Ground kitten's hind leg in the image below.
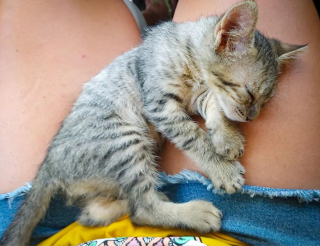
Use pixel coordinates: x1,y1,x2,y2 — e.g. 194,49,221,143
118,140,221,233
129,189,222,233
105,124,222,232
78,197,129,227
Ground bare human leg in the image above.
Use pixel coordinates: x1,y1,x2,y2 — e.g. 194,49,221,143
0,0,141,193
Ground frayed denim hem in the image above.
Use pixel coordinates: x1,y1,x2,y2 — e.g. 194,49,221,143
2,170,319,203
0,182,32,208
0,182,32,200
158,169,320,203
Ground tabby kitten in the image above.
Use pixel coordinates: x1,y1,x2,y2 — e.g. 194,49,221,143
0,1,305,245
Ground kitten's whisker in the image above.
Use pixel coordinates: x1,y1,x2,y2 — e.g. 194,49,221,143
275,91,289,100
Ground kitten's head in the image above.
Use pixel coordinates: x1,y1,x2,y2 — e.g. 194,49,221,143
202,0,306,122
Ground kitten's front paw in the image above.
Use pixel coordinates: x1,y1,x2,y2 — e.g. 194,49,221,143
211,130,245,160
179,200,222,233
209,160,245,194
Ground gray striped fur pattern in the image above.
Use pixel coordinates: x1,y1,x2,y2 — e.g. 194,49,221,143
0,1,306,245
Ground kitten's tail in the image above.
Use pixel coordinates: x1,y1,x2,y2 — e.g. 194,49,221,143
0,169,55,246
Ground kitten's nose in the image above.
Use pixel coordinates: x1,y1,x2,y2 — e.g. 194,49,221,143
247,105,260,121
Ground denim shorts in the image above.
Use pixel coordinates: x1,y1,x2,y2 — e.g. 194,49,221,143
1,170,320,246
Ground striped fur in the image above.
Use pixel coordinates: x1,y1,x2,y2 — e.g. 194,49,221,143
0,1,306,245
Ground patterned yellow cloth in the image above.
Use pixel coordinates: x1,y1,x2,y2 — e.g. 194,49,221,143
38,215,247,246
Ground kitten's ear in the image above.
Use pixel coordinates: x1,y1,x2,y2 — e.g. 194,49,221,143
214,0,258,55
269,39,307,67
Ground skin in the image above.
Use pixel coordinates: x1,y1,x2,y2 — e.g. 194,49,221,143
0,0,319,194
161,0,320,189
0,0,141,193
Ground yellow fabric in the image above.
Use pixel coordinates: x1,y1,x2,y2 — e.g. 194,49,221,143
38,215,247,246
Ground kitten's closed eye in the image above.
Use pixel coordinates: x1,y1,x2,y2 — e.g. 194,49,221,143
247,89,255,101
221,80,238,87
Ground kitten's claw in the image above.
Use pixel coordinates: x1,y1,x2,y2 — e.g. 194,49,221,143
209,160,245,194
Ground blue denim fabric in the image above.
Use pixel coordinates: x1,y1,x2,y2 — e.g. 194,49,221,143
159,170,320,246
1,170,319,246
0,184,80,245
